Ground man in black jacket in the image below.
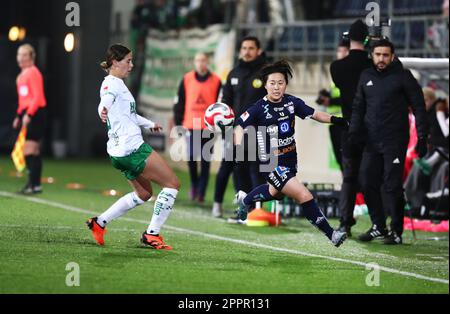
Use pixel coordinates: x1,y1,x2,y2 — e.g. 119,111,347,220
330,20,372,236
212,36,267,221
349,39,428,244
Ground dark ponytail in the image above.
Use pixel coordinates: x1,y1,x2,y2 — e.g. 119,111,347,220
100,44,131,72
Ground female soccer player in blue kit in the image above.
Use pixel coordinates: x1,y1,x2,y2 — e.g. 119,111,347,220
235,60,348,247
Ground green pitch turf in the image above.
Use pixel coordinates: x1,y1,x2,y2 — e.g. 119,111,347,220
0,156,448,294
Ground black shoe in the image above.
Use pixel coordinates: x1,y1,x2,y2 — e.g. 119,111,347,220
19,185,42,195
19,184,33,195
358,224,388,242
383,231,402,245
338,224,352,237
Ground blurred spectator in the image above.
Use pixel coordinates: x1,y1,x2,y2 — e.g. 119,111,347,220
173,52,221,203
404,89,449,217
317,38,350,171
330,19,371,237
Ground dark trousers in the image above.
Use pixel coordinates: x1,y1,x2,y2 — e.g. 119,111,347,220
214,160,235,203
329,124,343,170
186,130,213,199
360,143,407,235
339,130,364,227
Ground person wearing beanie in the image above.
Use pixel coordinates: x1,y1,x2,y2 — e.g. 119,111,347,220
330,19,372,237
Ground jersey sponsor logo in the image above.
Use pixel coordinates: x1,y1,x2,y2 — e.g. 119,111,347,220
274,107,284,112
196,94,207,105
267,125,278,135
263,104,273,119
103,86,109,90
284,101,294,107
366,80,374,86
279,122,290,134
19,86,29,97
130,101,137,114
274,144,296,156
278,115,289,121
241,111,250,122
231,78,239,85
277,135,295,147
252,79,263,89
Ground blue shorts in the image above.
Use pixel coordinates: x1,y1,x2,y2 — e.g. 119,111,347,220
266,165,297,192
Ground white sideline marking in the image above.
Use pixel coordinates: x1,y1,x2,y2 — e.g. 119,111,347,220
1,191,448,285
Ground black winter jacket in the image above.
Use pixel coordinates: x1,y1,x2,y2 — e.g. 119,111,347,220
349,60,428,147
221,55,267,121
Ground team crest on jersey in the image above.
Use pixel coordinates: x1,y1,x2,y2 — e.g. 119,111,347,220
103,86,109,90
231,78,239,85
252,79,263,89
288,105,294,114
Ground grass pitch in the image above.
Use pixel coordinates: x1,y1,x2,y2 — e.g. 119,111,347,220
0,156,448,293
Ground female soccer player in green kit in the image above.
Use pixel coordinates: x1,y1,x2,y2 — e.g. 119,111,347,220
86,44,180,250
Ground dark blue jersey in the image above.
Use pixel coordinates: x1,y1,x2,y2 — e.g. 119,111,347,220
237,94,315,170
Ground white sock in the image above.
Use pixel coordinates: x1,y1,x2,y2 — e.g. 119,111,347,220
97,192,145,227
147,188,178,235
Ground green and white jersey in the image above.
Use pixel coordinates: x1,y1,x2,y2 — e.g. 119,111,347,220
99,75,154,157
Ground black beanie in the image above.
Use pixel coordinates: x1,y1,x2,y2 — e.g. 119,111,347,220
349,19,368,42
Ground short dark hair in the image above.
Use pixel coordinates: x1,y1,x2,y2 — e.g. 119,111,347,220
260,60,293,85
371,39,395,54
240,36,261,49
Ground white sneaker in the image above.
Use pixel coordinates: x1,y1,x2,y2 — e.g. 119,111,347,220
331,230,347,247
226,216,247,225
212,202,223,218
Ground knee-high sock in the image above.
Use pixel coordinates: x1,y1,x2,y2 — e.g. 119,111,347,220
97,192,145,227
301,199,334,240
243,184,276,205
147,188,178,235
31,155,42,187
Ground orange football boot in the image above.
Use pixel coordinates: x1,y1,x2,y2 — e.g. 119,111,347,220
86,217,107,246
141,232,173,250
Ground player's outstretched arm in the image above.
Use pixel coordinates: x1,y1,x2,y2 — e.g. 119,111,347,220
312,110,348,127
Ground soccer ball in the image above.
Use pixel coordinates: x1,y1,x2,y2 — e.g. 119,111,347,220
204,102,235,132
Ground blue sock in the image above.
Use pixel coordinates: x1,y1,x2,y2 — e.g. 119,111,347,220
243,184,275,205
301,199,334,240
